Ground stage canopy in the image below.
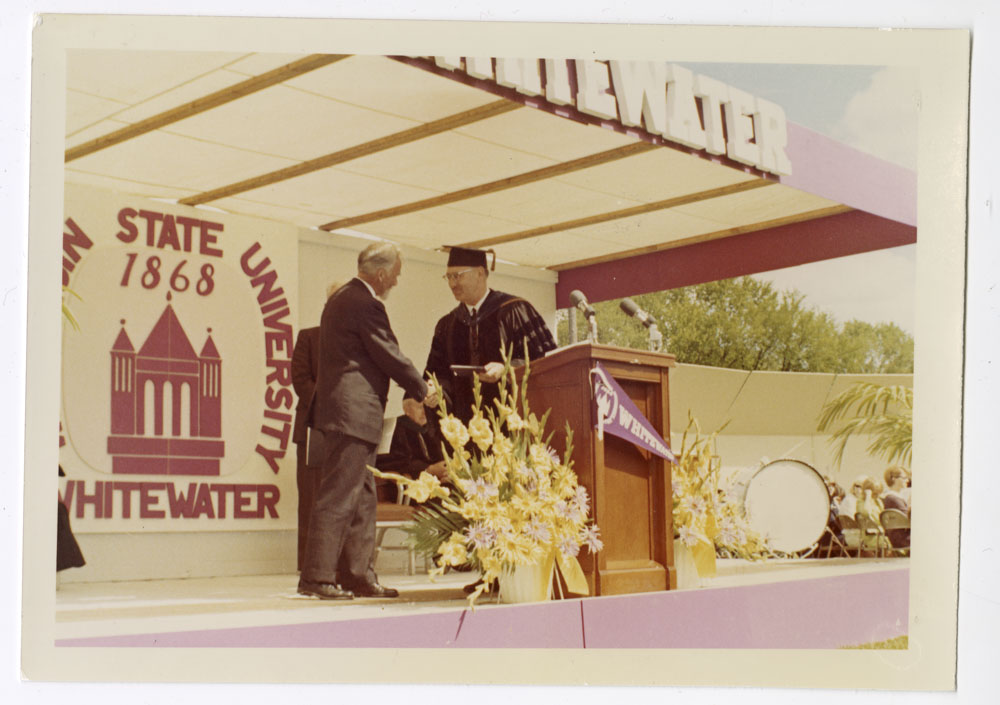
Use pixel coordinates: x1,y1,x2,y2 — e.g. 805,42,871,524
64,52,916,307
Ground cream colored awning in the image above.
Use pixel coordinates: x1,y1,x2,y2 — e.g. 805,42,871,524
66,51,866,277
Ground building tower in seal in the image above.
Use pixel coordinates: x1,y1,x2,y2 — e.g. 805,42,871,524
107,294,225,475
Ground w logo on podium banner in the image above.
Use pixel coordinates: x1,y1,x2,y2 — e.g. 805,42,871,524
590,362,675,462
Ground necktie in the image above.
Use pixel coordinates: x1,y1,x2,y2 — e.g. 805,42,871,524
469,307,479,365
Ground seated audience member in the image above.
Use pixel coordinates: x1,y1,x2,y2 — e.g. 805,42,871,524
881,466,911,549
856,476,889,554
374,414,448,503
881,466,910,513
900,468,912,505
857,476,885,522
838,476,866,519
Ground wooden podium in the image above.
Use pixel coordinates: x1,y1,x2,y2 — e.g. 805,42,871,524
525,343,677,596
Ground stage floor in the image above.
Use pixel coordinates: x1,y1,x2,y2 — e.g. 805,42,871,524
54,557,909,649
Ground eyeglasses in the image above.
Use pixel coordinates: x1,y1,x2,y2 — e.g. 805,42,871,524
443,268,476,283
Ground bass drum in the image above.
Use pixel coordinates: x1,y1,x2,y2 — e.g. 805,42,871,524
743,459,830,554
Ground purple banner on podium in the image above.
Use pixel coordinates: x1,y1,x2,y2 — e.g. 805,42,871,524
590,361,676,462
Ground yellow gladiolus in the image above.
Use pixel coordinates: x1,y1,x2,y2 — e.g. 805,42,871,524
468,414,493,452
437,533,468,566
439,416,470,449
404,471,448,503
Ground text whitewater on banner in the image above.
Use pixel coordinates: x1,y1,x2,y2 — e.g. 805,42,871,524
590,361,676,462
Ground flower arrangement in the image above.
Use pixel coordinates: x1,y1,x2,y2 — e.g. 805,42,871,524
371,352,601,604
671,415,770,563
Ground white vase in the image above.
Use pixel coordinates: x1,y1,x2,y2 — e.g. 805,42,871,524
673,538,702,590
499,556,555,603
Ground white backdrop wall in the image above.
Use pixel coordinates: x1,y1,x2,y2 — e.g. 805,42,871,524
669,363,914,492
60,195,557,583
59,185,910,583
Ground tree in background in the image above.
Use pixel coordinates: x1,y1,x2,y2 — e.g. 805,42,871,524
834,320,914,374
557,276,913,374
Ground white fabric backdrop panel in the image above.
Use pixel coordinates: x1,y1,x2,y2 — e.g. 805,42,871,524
60,182,299,532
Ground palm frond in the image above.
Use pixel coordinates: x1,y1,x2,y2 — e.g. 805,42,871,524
818,382,912,467
405,503,468,559
62,286,82,331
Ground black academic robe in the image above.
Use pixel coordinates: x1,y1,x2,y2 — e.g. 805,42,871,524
425,289,556,423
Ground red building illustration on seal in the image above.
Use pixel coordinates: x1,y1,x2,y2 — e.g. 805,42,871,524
106,294,225,475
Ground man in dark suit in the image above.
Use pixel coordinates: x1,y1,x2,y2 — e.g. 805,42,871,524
290,325,319,572
299,243,434,600
290,283,341,572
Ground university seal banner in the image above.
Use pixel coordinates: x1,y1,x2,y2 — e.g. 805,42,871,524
590,361,676,463
60,183,299,532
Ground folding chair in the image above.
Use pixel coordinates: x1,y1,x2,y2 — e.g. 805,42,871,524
879,509,911,557
820,523,849,558
855,513,890,558
837,514,861,557
375,495,419,575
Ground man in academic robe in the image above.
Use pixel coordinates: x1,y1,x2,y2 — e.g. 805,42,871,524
299,243,435,600
423,246,557,425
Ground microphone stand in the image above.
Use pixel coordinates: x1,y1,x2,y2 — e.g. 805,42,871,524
646,323,662,352
586,314,599,344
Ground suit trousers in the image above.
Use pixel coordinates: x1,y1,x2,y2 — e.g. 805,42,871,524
294,442,318,571
301,430,377,587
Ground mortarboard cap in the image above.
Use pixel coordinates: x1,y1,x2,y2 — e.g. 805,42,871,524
446,246,496,271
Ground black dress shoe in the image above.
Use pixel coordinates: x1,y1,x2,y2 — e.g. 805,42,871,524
462,578,498,594
347,581,399,598
298,579,353,600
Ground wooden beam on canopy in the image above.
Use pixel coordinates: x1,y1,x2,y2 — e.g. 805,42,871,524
318,141,657,231
461,178,777,249
550,205,852,271
552,208,918,309
180,99,520,206
65,54,350,162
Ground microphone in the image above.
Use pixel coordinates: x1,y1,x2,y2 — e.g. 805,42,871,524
620,297,663,352
619,298,656,328
569,290,596,319
569,289,598,343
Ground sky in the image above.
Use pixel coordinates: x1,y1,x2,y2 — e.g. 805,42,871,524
680,63,919,334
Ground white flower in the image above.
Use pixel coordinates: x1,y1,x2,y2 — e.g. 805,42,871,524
680,494,707,517
677,525,701,547
581,525,603,553
464,524,496,550
716,524,740,546
558,537,580,558
524,518,551,543
461,477,499,501
556,499,583,522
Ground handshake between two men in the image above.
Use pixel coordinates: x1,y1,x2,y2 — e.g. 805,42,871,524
401,377,438,427
401,362,508,427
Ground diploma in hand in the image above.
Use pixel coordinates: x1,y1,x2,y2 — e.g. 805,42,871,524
450,364,487,377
